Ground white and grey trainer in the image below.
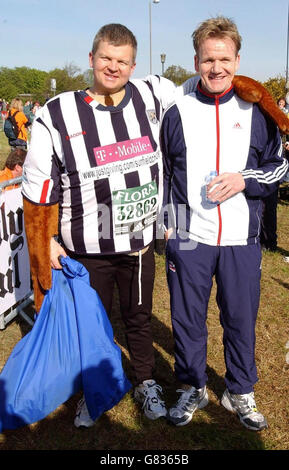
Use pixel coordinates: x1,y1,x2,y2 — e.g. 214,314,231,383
167,385,209,426
134,379,167,420
74,397,96,428
221,389,268,431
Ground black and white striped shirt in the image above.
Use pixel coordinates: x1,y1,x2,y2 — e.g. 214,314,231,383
22,75,177,255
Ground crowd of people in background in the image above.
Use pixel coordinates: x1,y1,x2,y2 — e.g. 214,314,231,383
0,98,40,189
0,98,41,135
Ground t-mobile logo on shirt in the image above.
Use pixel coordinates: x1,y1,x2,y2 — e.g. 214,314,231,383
93,137,153,166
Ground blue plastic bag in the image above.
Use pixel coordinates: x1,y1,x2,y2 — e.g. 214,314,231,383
0,257,131,432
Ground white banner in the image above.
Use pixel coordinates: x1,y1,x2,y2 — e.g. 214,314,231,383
0,188,31,314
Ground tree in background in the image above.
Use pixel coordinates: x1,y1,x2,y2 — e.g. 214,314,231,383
43,63,88,101
0,67,47,102
0,63,91,104
262,75,287,102
163,65,196,85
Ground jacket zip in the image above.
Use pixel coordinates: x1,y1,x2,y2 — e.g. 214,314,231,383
215,96,222,246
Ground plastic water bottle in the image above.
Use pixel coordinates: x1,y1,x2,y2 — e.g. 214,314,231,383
205,170,219,204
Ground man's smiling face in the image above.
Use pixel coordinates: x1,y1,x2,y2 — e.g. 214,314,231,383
89,40,136,95
194,36,240,95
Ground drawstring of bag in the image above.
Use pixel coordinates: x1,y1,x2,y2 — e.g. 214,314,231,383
138,249,142,306
129,246,149,306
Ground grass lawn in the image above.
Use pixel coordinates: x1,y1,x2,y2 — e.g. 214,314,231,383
0,127,288,451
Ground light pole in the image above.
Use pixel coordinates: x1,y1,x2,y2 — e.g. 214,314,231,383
50,78,56,97
160,53,166,75
149,0,160,74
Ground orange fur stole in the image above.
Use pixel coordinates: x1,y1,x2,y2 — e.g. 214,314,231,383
233,75,289,134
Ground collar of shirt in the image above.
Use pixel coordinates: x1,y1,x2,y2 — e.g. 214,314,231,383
196,80,235,105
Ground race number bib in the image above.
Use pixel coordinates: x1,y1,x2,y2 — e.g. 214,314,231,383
112,181,158,235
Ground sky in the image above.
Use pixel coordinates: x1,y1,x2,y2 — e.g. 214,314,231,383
0,0,289,82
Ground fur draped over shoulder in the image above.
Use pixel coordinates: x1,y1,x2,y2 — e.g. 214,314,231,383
233,75,289,134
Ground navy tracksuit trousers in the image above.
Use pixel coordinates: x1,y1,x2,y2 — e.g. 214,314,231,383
166,235,262,394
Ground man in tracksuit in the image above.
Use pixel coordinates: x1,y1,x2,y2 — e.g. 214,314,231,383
161,16,288,431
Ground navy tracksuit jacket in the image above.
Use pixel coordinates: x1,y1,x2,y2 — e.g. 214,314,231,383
161,83,288,393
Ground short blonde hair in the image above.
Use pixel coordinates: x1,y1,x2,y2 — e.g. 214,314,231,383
192,16,242,56
92,24,137,63
10,98,23,112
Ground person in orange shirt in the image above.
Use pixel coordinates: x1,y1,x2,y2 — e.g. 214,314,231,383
7,98,31,149
0,148,27,191
1,103,9,130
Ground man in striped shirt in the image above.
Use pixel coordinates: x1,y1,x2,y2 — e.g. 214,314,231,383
161,16,288,431
22,24,176,427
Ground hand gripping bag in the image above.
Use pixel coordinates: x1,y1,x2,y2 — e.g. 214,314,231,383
0,256,131,432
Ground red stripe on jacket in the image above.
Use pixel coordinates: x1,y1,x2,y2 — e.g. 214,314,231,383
40,179,50,203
